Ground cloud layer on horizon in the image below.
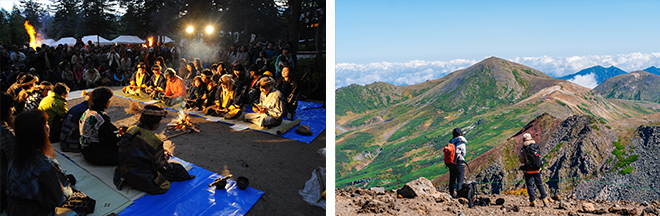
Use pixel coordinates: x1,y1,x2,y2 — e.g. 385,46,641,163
336,52,660,89
566,73,599,89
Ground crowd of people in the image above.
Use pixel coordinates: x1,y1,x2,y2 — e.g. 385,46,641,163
0,38,300,215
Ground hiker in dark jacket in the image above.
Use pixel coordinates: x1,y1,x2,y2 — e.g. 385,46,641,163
518,133,549,207
448,128,467,198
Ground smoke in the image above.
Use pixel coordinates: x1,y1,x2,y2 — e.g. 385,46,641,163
181,40,219,65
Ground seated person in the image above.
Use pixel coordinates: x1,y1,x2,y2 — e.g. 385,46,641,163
276,66,298,119
38,83,69,143
80,87,124,166
122,62,150,95
83,63,101,88
247,66,263,105
244,77,284,127
200,69,217,108
186,76,208,110
6,109,95,215
204,74,242,119
114,105,194,195
139,65,167,99
159,69,186,107
14,74,38,114
24,81,53,111
59,91,89,153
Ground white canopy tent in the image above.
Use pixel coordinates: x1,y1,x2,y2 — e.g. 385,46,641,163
41,39,56,46
110,35,146,44
161,36,174,44
52,37,77,46
81,35,113,46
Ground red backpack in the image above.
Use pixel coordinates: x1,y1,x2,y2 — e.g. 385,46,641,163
443,143,457,166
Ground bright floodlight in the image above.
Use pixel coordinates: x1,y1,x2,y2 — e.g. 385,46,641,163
186,26,194,33
206,26,214,34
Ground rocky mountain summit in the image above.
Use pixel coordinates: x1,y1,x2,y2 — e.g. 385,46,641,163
336,177,660,216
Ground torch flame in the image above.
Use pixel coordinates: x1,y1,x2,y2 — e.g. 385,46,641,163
147,37,153,47
24,21,41,50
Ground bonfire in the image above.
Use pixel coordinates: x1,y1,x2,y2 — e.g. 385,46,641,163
166,110,200,137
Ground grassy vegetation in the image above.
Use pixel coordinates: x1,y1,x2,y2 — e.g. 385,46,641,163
619,166,634,175
556,100,567,107
609,137,640,173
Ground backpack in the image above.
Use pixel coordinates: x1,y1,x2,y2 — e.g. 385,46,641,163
458,180,476,208
524,143,543,170
443,143,457,166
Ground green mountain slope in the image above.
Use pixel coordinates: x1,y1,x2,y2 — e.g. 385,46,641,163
336,57,658,189
594,71,660,103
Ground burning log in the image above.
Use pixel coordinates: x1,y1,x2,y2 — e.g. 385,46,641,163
166,111,200,135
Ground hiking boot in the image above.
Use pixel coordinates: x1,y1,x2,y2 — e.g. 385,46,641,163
530,200,537,207
542,197,551,206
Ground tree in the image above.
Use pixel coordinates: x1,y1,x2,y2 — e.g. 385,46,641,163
19,0,44,32
80,0,117,37
49,0,80,38
4,6,29,46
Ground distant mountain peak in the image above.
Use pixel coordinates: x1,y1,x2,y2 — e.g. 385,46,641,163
559,65,627,85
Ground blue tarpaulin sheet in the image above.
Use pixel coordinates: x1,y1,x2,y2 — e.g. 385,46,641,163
119,164,264,216
279,101,326,144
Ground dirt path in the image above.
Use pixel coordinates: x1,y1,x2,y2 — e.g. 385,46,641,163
67,92,326,216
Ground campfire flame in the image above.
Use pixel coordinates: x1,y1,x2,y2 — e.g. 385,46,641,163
167,110,200,133
24,21,41,50
147,37,153,47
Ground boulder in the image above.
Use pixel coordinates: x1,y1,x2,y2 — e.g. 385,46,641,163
559,200,572,210
396,177,441,200
495,198,505,205
370,187,386,195
583,202,596,212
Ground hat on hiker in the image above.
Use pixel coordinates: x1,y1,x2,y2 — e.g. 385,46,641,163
523,133,533,141
452,128,462,138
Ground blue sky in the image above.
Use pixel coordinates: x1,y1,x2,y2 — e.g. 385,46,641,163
336,0,660,88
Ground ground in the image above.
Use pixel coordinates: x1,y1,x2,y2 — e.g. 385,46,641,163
67,91,326,216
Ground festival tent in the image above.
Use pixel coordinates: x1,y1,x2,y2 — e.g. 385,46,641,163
41,39,56,46
161,36,175,44
111,35,146,44
52,37,77,46
82,35,113,46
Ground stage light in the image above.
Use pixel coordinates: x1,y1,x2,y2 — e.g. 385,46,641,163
206,26,214,34
186,26,194,33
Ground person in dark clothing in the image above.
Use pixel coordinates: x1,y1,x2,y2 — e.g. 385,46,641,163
114,104,194,194
276,66,298,119
518,133,549,207
80,87,125,166
59,91,89,153
448,128,467,198
185,76,208,110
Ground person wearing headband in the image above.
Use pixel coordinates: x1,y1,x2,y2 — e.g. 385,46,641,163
114,104,194,194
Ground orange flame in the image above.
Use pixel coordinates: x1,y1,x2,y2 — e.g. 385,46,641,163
24,21,41,50
147,37,153,47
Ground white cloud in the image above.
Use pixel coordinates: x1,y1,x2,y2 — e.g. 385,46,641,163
336,52,660,89
566,73,599,89
335,59,477,89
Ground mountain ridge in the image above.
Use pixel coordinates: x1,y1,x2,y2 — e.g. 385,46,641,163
336,57,659,192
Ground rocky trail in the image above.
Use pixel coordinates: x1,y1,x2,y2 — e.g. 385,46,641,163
336,177,660,216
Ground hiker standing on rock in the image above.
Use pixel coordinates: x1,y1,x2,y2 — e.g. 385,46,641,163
445,127,467,198
518,133,550,207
